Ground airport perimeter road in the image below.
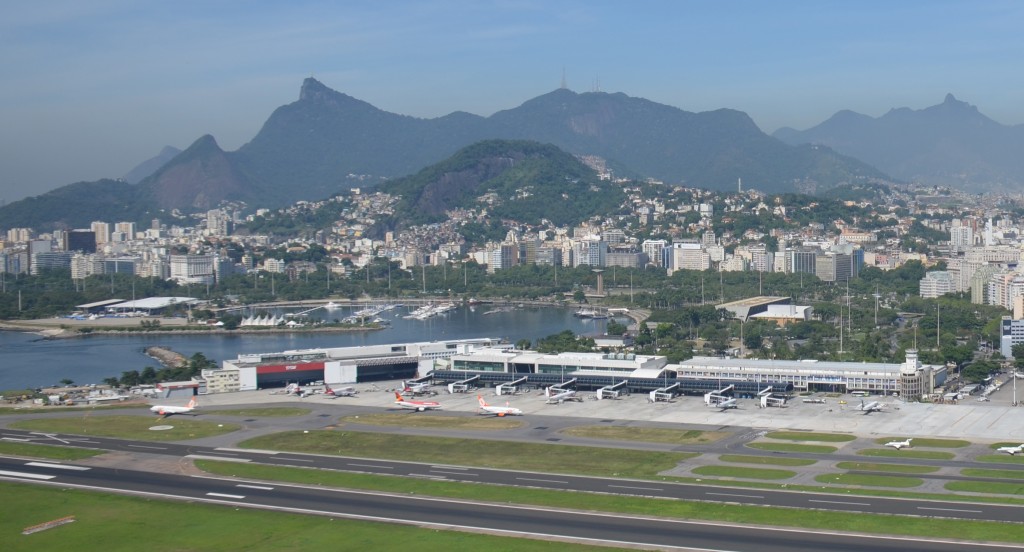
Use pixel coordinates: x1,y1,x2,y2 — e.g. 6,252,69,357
3,428,1024,523
0,457,1017,552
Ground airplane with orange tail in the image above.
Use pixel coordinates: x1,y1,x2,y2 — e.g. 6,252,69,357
394,391,442,412
477,395,522,417
150,397,198,418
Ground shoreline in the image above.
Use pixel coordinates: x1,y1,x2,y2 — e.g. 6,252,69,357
0,322,385,340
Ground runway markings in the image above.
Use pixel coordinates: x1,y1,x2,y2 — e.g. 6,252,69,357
918,506,983,514
206,492,246,499
201,450,238,456
25,462,90,471
276,457,314,463
430,470,478,477
430,465,468,470
347,463,393,470
516,477,569,484
236,484,275,490
809,499,872,506
127,444,167,450
0,469,56,480
608,484,664,491
706,492,764,499
185,454,251,463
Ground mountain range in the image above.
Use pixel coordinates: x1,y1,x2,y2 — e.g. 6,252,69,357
2,79,891,230
774,94,1024,191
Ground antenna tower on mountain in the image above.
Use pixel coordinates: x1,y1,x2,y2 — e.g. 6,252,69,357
738,178,743,193
561,67,567,89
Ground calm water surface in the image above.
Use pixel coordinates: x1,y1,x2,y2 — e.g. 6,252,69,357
0,305,620,390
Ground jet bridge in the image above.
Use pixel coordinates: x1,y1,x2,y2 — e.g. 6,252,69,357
760,395,787,408
649,382,680,402
548,378,577,393
597,380,629,400
447,375,480,394
496,376,529,396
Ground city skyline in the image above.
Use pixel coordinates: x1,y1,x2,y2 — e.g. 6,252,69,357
3,1,1023,203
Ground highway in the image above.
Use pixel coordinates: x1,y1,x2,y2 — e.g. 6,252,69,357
3,428,1023,523
0,456,1018,552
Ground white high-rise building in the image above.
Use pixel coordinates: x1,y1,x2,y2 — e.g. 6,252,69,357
90,221,110,246
919,271,955,298
169,254,216,284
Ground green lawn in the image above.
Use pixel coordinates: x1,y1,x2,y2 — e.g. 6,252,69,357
560,426,728,445
990,442,1024,450
208,407,311,417
0,481,609,552
240,430,694,478
872,437,970,448
195,461,1024,544
961,468,1024,480
692,465,796,480
718,454,816,467
0,404,144,416
341,413,526,430
975,454,1024,464
10,415,239,442
835,462,938,474
946,481,1024,495
0,441,104,460
858,448,955,460
747,442,838,454
815,473,924,488
766,431,855,442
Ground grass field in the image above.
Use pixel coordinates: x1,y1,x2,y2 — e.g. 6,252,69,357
341,413,526,430
10,415,239,442
871,437,970,448
194,461,1024,544
718,454,816,467
208,407,311,417
991,442,1024,450
240,430,694,478
835,462,939,474
0,441,103,460
0,404,143,416
559,426,727,445
746,442,838,454
0,481,609,552
946,481,1024,495
815,473,924,488
765,431,855,442
858,448,955,460
691,465,796,480
976,454,1024,464
961,468,1024,480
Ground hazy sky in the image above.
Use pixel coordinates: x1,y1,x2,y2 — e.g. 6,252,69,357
3,1,1023,203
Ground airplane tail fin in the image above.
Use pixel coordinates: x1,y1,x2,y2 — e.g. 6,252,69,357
187,397,197,409
477,395,487,407
394,391,404,401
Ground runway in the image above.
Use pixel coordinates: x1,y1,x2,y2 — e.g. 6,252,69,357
0,456,1018,552
2,428,1023,523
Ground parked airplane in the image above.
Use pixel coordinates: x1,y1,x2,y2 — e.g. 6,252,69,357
477,395,522,417
402,381,436,396
713,397,738,410
545,387,580,404
884,438,913,449
858,399,883,414
325,385,357,398
394,391,442,412
150,397,197,418
285,383,309,398
996,443,1024,455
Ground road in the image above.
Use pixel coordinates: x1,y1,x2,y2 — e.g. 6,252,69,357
2,428,1023,524
0,456,1017,552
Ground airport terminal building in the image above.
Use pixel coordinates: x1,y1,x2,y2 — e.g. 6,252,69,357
204,338,507,392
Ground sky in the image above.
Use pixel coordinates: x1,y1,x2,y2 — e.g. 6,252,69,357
3,0,1024,204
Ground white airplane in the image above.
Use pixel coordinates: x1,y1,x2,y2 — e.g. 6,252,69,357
884,438,913,449
996,443,1024,455
394,391,442,412
285,383,309,398
477,395,522,417
713,397,738,410
324,385,357,398
402,381,435,396
858,399,883,414
150,397,197,418
545,387,580,404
